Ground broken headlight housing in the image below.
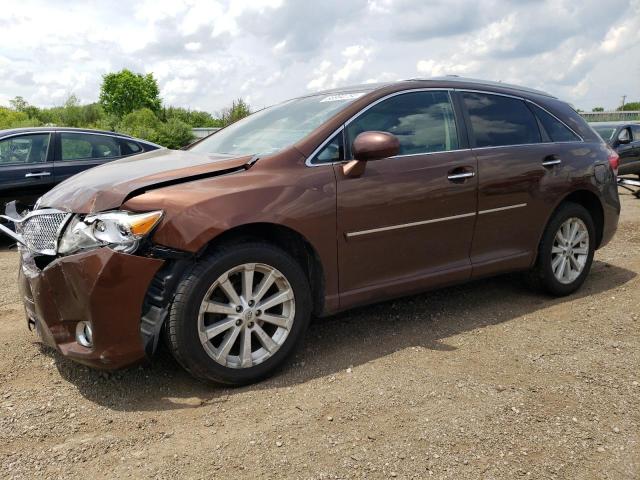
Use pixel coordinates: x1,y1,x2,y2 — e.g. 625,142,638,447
58,210,163,256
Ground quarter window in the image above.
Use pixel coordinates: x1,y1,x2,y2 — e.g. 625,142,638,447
312,130,344,164
346,91,459,157
530,104,580,142
462,92,541,147
0,133,50,165
60,133,121,161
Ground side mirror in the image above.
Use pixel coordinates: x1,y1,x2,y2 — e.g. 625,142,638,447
617,129,631,145
343,131,400,177
352,131,400,162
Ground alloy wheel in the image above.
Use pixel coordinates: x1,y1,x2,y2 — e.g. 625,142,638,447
197,263,295,368
551,217,589,285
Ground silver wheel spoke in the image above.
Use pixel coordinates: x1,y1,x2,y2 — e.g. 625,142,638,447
572,230,587,246
569,254,581,271
204,317,237,340
220,276,241,305
551,254,563,271
242,264,255,301
260,313,291,329
557,256,567,279
573,247,588,255
216,326,241,363
551,245,563,254
253,324,278,353
258,289,293,311
253,272,275,303
239,327,252,368
205,301,237,316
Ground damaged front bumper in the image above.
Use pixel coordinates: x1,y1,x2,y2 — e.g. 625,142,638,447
19,246,164,369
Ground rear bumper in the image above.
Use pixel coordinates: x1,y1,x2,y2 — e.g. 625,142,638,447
19,247,164,369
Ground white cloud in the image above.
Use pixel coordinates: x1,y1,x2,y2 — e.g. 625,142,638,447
0,0,637,112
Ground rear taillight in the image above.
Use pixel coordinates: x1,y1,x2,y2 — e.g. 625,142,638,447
607,147,619,174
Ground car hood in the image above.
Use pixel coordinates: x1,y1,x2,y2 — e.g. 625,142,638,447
39,149,255,213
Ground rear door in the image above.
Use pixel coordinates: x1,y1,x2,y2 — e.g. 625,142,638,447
53,131,123,184
459,91,583,277
0,132,54,207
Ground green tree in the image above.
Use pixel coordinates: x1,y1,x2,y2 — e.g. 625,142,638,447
118,108,162,142
99,69,161,119
162,106,222,127
592,107,604,112
155,118,195,148
0,106,29,129
618,101,640,111
220,98,251,127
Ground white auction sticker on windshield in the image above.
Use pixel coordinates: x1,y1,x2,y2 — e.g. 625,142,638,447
320,92,366,103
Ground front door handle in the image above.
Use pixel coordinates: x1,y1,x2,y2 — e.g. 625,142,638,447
25,172,51,178
542,155,561,167
447,166,476,182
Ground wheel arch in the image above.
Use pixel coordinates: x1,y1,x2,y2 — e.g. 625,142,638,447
197,222,326,316
559,190,605,248
537,189,605,258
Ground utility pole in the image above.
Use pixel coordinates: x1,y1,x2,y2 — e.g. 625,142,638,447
621,95,627,111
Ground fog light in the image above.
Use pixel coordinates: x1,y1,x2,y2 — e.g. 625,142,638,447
75,321,93,348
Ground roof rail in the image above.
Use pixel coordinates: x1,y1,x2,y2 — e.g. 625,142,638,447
405,76,556,99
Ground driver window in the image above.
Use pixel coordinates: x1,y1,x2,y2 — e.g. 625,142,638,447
0,133,50,165
345,91,459,158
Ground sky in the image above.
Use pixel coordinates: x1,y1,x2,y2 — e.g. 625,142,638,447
0,0,639,114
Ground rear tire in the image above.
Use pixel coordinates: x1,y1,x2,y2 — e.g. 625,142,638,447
528,202,595,296
166,242,312,385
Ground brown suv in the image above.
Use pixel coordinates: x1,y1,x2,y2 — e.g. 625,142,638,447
0,78,620,385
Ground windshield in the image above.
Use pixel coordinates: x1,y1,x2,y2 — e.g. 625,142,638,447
189,92,368,156
592,125,616,141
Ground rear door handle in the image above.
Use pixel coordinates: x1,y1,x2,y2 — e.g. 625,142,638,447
25,172,51,178
542,155,561,167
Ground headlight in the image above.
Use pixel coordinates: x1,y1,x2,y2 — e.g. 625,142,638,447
58,210,163,256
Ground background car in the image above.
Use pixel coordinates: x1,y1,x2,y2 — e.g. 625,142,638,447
590,121,640,177
0,127,161,208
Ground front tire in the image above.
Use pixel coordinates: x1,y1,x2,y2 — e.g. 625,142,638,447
529,202,595,296
166,242,312,385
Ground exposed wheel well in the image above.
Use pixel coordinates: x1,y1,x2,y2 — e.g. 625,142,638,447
198,223,326,316
560,190,605,248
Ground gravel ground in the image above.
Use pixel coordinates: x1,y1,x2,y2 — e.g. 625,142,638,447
1,191,639,480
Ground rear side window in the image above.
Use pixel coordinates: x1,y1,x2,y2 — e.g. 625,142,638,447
346,90,459,157
530,104,580,142
60,133,121,161
462,92,541,148
0,133,50,165
631,125,640,141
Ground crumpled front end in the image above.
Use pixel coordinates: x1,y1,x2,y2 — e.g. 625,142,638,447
19,246,163,369
2,202,166,370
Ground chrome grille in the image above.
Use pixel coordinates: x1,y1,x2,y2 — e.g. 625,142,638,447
16,212,69,255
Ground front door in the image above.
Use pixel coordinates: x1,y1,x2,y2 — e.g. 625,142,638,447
332,90,477,308
0,132,54,208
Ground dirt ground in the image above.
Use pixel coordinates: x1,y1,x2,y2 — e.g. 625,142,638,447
1,191,638,480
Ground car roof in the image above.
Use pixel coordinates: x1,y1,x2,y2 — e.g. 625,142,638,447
299,76,557,101
0,126,134,138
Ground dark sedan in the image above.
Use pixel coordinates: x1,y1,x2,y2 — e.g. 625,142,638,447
0,127,161,208
590,122,640,177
